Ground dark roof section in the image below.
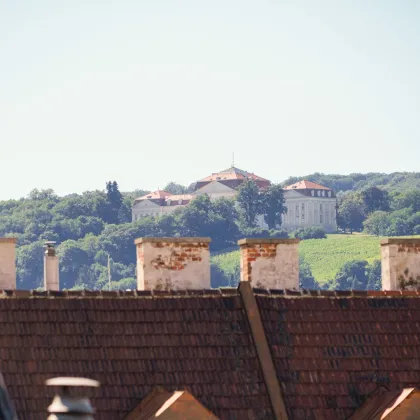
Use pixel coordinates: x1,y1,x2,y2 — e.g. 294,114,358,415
0,374,17,420
256,290,420,419
0,288,273,420
3,288,420,419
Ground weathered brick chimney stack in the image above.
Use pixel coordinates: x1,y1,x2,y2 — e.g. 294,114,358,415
238,238,300,289
44,241,60,291
0,238,17,290
135,237,211,290
381,238,420,290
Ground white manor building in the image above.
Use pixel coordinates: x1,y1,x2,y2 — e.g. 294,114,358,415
132,167,337,232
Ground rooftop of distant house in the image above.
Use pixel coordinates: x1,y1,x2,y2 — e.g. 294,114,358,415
284,180,332,191
197,166,270,183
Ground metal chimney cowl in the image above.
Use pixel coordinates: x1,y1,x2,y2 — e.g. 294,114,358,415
46,377,100,420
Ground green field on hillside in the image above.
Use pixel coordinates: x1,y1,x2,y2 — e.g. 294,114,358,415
299,234,382,282
211,234,387,285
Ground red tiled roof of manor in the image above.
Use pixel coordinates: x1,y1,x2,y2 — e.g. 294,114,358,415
284,180,332,190
136,190,172,201
165,194,193,202
198,166,269,183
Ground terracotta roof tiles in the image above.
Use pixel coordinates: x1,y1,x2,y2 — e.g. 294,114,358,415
165,194,192,202
135,190,172,202
257,292,420,419
0,289,272,420
198,166,269,183
3,288,420,419
284,180,332,190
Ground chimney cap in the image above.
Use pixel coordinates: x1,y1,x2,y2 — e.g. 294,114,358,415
238,238,300,246
381,238,420,246
135,237,211,245
46,377,100,388
44,241,57,247
0,237,17,244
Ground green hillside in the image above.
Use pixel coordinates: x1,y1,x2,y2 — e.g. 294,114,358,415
299,234,382,282
211,234,386,285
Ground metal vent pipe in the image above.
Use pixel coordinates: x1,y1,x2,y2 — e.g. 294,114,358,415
46,377,100,420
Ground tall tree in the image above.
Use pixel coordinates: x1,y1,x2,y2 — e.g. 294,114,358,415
366,260,381,290
361,186,390,214
105,181,124,224
337,197,366,233
299,257,320,289
237,179,261,229
117,203,132,224
334,260,368,290
391,189,420,213
209,198,240,249
176,195,213,237
163,182,187,195
363,211,390,236
261,184,286,229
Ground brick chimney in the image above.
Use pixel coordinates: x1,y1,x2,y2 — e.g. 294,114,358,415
0,238,17,290
381,238,420,290
238,238,300,289
46,377,100,420
44,241,59,291
135,237,211,290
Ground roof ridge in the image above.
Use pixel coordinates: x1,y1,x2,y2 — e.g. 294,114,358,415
252,289,420,297
2,288,419,299
0,288,239,299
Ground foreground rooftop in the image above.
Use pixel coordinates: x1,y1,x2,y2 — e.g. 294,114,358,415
2,285,420,419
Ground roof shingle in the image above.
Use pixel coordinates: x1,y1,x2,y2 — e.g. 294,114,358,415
257,293,420,420
0,290,273,420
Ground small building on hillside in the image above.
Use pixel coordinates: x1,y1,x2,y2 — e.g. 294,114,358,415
132,191,192,220
131,167,337,232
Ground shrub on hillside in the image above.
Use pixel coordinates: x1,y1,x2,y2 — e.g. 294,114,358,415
334,260,368,290
331,259,381,291
292,227,326,240
299,257,320,290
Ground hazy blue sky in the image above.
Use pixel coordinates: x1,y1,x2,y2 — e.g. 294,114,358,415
1,1,419,199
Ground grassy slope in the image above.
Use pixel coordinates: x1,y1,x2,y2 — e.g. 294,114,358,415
212,234,420,284
212,234,386,284
211,250,240,277
299,234,382,282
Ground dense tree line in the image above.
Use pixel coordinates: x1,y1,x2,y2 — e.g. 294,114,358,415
1,171,419,290
282,172,420,194
337,186,420,235
2,180,287,290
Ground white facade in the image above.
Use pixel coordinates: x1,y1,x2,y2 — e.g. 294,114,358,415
193,181,237,200
282,190,337,233
132,200,183,221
